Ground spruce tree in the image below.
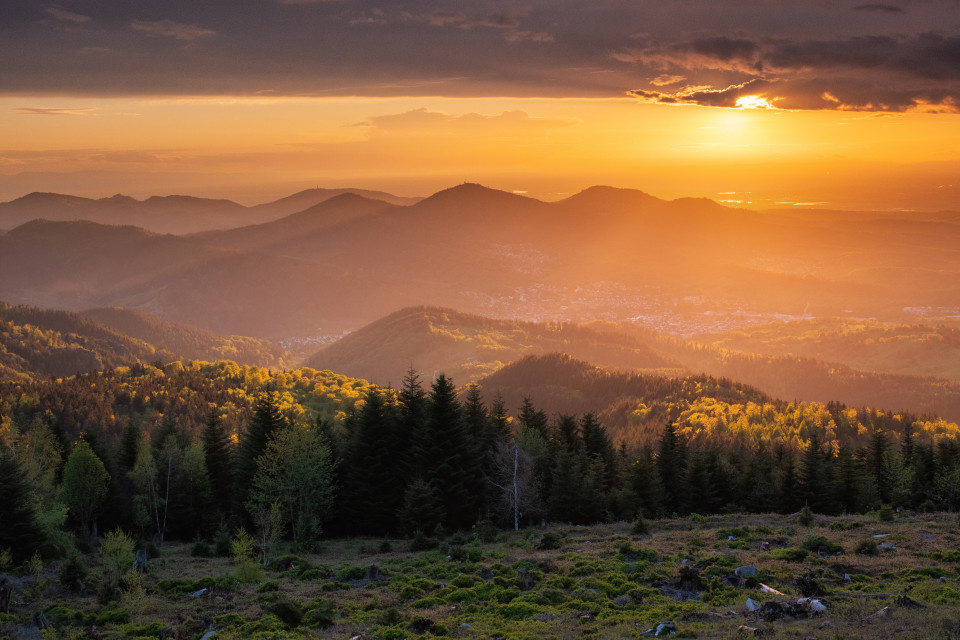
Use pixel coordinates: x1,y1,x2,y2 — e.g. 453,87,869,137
412,374,481,529
0,450,44,561
657,422,686,513
201,409,234,520
235,389,286,515
341,388,405,535
518,397,549,439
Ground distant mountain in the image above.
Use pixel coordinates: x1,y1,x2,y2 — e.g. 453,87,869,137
309,306,960,422
304,306,683,386
81,307,289,367
474,353,769,444
695,318,960,381
0,187,420,235
248,187,420,218
0,301,176,379
195,193,394,256
3,181,959,344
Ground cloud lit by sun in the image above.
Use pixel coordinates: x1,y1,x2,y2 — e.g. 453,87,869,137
736,95,773,109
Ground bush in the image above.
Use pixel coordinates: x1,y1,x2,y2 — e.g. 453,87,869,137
258,581,280,593
410,530,438,552
878,504,896,522
268,597,303,628
59,553,88,586
304,599,335,628
630,516,650,536
798,504,814,527
213,530,232,557
379,540,394,554
191,539,212,557
802,535,843,554
855,539,879,556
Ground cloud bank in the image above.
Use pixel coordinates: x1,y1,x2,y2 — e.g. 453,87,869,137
1,0,956,111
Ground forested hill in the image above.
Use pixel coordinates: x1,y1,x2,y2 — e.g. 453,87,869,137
0,302,290,379
4,353,960,557
81,306,289,368
306,306,960,423
305,306,683,386
473,353,960,450
0,301,177,379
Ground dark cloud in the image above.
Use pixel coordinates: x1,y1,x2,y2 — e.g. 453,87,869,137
630,30,960,111
130,19,215,40
46,7,91,23
15,106,97,115
630,78,774,108
1,0,956,111
853,4,904,13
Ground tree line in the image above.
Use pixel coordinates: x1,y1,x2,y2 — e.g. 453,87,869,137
3,363,960,567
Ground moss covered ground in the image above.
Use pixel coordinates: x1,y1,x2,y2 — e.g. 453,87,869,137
6,511,960,639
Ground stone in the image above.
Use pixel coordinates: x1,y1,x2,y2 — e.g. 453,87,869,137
518,568,535,591
745,597,760,612
655,621,677,636
735,565,758,579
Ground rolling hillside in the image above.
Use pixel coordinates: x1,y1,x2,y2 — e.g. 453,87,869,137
305,306,683,385
0,301,176,379
0,187,420,234
3,182,959,343
307,306,960,422
81,306,290,367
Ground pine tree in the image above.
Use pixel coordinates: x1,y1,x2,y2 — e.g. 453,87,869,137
409,374,481,529
867,429,891,504
235,389,286,515
341,388,405,535
399,478,444,535
657,422,686,513
201,409,234,520
0,450,44,561
518,397,549,439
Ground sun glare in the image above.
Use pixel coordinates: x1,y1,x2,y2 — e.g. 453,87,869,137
736,95,772,109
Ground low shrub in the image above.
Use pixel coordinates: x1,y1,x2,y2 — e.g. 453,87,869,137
855,539,879,556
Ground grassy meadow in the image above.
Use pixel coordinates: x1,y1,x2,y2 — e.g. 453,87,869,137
6,511,960,639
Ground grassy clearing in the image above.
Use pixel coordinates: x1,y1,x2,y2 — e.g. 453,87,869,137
5,512,960,639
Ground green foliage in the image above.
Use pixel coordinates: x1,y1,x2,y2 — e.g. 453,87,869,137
802,535,843,554
856,539,880,556
231,527,265,583
878,504,897,521
630,515,651,536
60,441,110,540
0,450,44,561
100,528,135,583
797,504,815,526
771,548,809,562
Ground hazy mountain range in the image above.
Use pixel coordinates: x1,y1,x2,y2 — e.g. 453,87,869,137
2,181,959,421
2,183,958,340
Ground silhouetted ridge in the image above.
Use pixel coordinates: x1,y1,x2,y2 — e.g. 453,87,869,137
561,185,664,212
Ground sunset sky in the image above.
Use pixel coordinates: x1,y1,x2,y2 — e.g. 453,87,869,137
2,0,959,209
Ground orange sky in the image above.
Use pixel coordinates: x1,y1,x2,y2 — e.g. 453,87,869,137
3,95,958,209
3,1,960,209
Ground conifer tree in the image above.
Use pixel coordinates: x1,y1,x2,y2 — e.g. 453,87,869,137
0,450,44,561
412,374,481,529
399,478,444,535
656,422,686,513
867,429,891,504
518,397,549,439
341,388,405,535
235,389,286,515
201,409,234,520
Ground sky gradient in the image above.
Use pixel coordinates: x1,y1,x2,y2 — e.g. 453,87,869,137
2,0,959,208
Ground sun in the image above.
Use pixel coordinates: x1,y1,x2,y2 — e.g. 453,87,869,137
735,95,773,109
